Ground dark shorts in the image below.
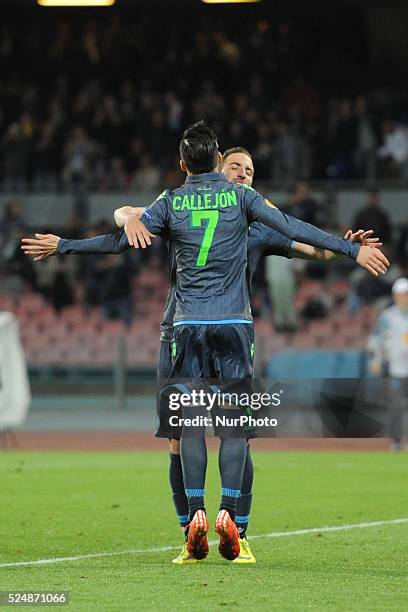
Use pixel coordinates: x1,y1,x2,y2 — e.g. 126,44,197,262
171,322,254,380
156,323,256,439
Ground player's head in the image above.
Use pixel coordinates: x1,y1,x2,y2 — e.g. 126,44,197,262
392,278,408,311
221,147,254,186
179,121,221,175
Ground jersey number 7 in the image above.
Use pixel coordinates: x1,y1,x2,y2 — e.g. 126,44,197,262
191,210,219,267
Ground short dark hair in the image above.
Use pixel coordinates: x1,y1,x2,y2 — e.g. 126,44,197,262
179,121,219,174
222,147,253,164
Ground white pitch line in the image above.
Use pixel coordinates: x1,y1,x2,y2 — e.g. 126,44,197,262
248,517,408,541
1,517,407,569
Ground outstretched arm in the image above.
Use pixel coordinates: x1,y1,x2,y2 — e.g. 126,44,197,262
246,191,389,276
22,203,155,260
21,230,131,261
291,229,383,269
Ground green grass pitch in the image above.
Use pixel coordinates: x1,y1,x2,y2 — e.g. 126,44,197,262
0,451,407,611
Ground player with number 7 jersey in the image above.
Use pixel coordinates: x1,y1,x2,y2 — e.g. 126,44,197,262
138,121,368,562
141,175,362,328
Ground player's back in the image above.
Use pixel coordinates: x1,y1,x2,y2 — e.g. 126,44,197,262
143,172,251,323
160,223,292,339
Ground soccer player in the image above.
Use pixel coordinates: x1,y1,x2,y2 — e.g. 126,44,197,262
21,128,383,561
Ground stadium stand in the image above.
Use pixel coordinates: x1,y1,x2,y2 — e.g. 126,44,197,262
0,5,407,373
1,8,408,190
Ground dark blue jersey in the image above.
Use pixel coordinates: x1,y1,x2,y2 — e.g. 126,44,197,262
159,223,292,341
141,172,359,324
59,231,130,255
58,223,291,341
247,223,293,282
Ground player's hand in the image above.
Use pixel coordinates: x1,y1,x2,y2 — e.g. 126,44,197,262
129,206,146,219
344,229,382,248
356,245,389,277
114,205,146,228
21,233,61,261
124,216,155,248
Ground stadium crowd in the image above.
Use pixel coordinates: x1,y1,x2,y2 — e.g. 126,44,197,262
1,12,408,191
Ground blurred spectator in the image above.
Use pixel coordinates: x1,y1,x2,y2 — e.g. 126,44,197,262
367,278,408,450
109,158,128,191
327,99,357,179
0,226,37,294
377,120,408,179
33,121,60,191
165,92,184,132
92,95,125,159
63,213,85,240
265,257,297,332
352,189,392,246
130,154,160,191
50,259,75,313
0,199,25,239
97,157,128,191
1,122,32,190
62,127,96,188
79,229,102,307
98,254,134,326
272,122,309,183
349,273,390,313
395,225,408,267
286,182,319,225
285,78,321,122
251,122,274,180
0,201,33,293
353,96,377,180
